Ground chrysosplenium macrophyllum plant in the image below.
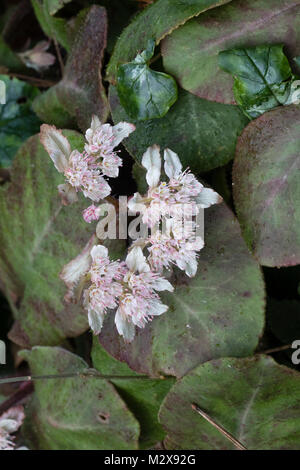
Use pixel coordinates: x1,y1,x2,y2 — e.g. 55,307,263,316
41,117,222,342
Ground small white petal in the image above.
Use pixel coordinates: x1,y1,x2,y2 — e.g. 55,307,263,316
112,122,136,147
126,246,150,273
88,309,104,335
128,192,145,214
115,309,136,342
60,235,96,294
141,145,161,188
163,148,182,179
184,258,198,278
40,124,70,173
195,188,222,208
0,419,19,434
152,278,174,292
85,115,101,142
90,245,108,260
148,300,169,316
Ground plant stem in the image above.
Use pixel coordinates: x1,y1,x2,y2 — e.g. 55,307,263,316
191,403,247,451
0,371,165,385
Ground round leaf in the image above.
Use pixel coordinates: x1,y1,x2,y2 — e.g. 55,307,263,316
159,355,300,450
20,347,139,450
233,105,300,267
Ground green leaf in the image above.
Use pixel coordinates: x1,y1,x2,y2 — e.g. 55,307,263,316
219,45,300,119
31,0,71,51
0,37,25,72
0,75,41,168
162,0,300,104
117,39,177,121
233,105,300,267
33,5,109,132
0,131,126,347
99,202,265,378
107,0,233,83
91,338,175,449
159,355,300,450
44,0,72,16
295,56,300,68
20,347,139,450
110,85,248,173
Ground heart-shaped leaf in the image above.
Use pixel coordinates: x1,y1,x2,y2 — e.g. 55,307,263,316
98,202,265,378
159,355,300,450
33,6,109,131
233,105,300,267
20,347,139,450
162,0,300,104
107,0,233,83
110,85,248,173
219,45,300,118
91,338,175,449
0,75,40,168
117,39,178,120
0,131,125,347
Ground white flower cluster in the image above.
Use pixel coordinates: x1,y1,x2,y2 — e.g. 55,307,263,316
41,118,222,342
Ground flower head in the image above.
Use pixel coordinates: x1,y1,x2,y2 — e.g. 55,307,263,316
129,146,221,229
128,146,222,277
82,205,102,223
40,117,135,205
83,245,173,342
0,406,25,450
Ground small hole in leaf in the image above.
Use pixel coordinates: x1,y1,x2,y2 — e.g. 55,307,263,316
98,412,110,423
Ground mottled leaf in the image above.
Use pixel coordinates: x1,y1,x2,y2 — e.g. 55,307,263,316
110,85,248,173
107,0,233,83
33,5,109,131
20,347,139,450
91,338,174,449
117,39,178,120
162,0,300,104
159,355,300,450
0,75,40,168
99,202,265,378
0,131,125,347
219,45,300,118
233,105,300,267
